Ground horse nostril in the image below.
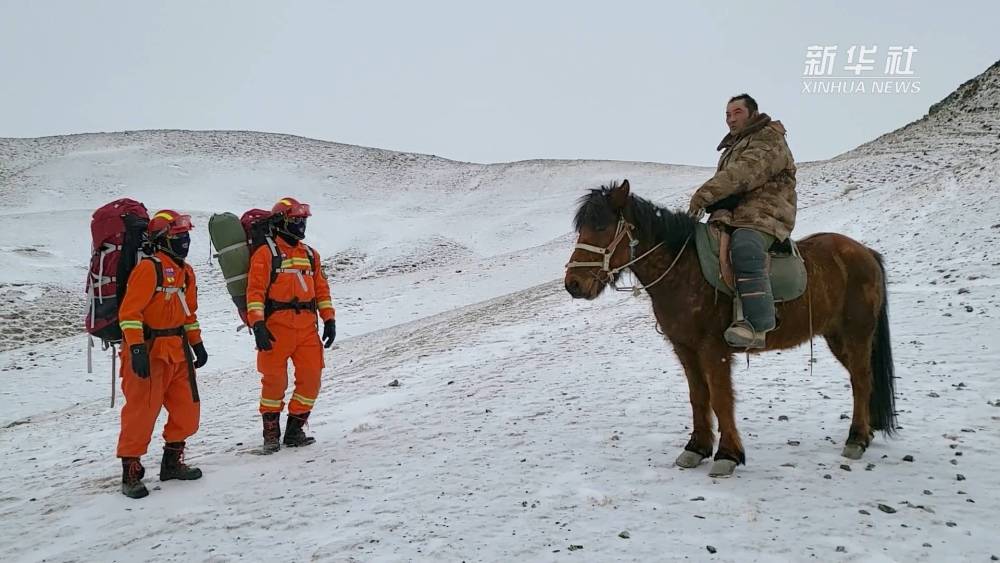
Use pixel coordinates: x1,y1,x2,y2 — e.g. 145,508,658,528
566,279,581,296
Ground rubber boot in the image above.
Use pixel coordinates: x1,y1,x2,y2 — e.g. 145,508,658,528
725,293,775,348
283,411,316,447
724,229,776,349
121,457,149,499
262,412,281,453
159,441,203,481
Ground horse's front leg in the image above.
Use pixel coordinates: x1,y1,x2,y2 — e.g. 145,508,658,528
703,348,745,477
673,344,714,468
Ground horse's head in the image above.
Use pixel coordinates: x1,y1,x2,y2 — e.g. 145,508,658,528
564,179,636,299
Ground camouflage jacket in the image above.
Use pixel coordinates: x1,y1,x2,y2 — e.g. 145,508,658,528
689,113,797,241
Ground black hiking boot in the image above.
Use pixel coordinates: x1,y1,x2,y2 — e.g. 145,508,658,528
159,441,203,481
283,411,316,447
121,457,149,499
262,412,281,453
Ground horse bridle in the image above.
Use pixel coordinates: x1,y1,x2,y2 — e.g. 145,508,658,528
565,216,691,294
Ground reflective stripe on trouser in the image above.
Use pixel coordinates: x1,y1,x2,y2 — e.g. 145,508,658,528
117,352,200,457
730,228,776,333
257,321,324,414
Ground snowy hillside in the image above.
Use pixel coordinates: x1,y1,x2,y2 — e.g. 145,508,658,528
1,60,998,562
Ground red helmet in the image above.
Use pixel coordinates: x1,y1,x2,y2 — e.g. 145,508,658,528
271,197,312,218
148,210,194,237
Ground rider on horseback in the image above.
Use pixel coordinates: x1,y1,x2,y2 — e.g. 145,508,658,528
687,93,798,349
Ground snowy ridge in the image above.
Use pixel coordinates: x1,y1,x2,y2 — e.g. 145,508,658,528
1,61,999,561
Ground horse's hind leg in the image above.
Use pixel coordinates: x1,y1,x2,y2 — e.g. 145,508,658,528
673,344,714,468
825,332,874,459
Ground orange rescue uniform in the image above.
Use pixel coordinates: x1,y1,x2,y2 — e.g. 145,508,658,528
246,237,334,414
116,252,202,458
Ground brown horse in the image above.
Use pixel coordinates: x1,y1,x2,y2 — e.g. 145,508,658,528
564,180,896,477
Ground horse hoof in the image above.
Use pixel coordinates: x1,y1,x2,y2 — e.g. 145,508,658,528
708,459,738,478
675,450,706,469
841,444,865,460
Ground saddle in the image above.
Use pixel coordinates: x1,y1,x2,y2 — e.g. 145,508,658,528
694,223,807,302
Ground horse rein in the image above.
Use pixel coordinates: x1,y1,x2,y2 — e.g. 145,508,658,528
566,217,692,295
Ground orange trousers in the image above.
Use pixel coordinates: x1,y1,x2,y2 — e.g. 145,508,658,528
257,322,324,414
117,351,200,458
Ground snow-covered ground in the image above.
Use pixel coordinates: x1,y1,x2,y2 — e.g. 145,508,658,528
0,62,998,562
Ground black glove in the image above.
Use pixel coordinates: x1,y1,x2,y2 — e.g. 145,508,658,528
705,194,743,213
191,342,208,369
322,319,336,348
253,321,276,351
130,343,150,379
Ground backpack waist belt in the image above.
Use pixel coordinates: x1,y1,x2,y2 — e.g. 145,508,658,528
144,326,185,339
265,298,317,316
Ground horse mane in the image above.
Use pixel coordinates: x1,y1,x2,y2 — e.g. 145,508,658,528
573,181,697,255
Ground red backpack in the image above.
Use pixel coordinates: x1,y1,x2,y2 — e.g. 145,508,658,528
241,208,273,250
85,199,150,346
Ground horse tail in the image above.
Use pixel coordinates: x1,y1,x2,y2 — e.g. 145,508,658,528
869,250,898,435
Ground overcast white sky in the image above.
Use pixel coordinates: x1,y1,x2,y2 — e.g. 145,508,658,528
1,1,997,165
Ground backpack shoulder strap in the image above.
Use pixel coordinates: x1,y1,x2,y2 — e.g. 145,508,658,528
144,255,164,289
265,236,283,285
145,255,191,314
305,245,316,271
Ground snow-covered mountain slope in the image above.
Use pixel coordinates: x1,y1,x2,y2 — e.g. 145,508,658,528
0,61,998,562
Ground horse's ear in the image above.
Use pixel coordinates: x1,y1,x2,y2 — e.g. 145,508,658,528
609,179,630,210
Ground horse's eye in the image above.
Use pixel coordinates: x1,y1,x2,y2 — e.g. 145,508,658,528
595,225,609,233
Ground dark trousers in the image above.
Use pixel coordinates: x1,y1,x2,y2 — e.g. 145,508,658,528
730,228,776,332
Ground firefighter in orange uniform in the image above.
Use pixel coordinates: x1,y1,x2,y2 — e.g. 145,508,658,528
117,210,208,499
246,197,336,453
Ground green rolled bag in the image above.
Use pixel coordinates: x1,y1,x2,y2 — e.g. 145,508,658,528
208,212,251,323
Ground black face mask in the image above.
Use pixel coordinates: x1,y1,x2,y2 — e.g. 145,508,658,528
279,218,307,241
161,232,190,260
